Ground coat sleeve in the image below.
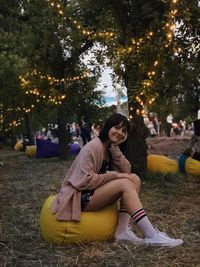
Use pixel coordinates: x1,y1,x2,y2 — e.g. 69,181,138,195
109,145,131,173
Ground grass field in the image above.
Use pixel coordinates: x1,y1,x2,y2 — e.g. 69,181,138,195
1,148,200,267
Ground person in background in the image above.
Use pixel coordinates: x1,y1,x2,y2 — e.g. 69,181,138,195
80,116,91,146
183,119,200,161
179,120,186,137
148,112,159,136
91,124,101,138
75,123,80,138
166,113,173,137
197,108,200,120
51,113,183,247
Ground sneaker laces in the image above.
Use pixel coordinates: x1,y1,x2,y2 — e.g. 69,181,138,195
115,225,143,243
145,228,184,246
126,225,133,232
155,228,178,241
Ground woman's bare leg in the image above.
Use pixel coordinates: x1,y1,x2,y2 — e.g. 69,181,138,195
131,173,141,194
115,174,141,237
84,176,183,246
84,177,156,240
84,178,142,213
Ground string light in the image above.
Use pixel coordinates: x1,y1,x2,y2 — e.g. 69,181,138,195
1,1,180,130
112,0,179,122
46,0,179,60
47,0,179,100
47,0,117,40
0,102,26,132
20,70,90,86
164,0,179,46
19,69,90,106
114,0,179,108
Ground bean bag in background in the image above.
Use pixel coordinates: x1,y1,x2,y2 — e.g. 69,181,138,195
36,139,59,158
185,157,200,176
178,154,189,174
68,142,81,156
40,195,119,244
26,145,37,158
147,154,178,174
14,141,24,151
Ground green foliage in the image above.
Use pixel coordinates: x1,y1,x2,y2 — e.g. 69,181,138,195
0,0,105,137
78,0,200,122
0,0,199,145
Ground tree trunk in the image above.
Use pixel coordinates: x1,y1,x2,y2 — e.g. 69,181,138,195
57,103,71,159
24,112,34,145
123,62,149,178
125,113,149,178
10,128,17,148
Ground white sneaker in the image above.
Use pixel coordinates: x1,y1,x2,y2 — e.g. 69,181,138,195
144,229,183,247
115,227,144,244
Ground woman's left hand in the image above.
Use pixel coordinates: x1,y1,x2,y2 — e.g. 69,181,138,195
112,132,128,146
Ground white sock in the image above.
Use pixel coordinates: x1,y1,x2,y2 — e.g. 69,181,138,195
131,208,156,238
115,212,130,237
137,216,157,238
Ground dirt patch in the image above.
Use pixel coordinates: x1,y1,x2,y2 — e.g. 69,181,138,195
147,136,190,158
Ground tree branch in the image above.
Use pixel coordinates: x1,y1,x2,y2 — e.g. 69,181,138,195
65,40,94,66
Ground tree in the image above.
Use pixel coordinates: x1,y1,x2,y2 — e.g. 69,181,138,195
0,1,30,143
0,0,106,156
73,0,170,175
150,0,200,126
73,0,200,176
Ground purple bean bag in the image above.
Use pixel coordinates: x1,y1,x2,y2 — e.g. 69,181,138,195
36,139,59,158
68,143,81,156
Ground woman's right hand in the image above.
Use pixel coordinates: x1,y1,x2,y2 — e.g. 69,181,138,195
117,173,141,193
116,173,136,183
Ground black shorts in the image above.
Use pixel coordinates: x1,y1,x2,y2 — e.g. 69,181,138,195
81,190,95,211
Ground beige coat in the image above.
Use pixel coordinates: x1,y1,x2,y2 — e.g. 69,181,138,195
51,138,131,221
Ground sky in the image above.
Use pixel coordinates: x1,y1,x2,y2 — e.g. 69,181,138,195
96,67,127,106
82,47,127,105
81,44,116,97
97,67,116,97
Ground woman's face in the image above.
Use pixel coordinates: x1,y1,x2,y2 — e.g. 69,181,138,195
108,122,128,145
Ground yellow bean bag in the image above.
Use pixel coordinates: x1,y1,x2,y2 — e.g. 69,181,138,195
26,145,37,158
14,141,24,151
147,154,178,174
185,157,200,176
40,195,119,244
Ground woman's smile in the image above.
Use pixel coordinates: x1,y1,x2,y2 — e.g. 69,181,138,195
108,124,128,144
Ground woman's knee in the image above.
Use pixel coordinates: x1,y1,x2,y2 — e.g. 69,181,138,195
130,173,141,192
119,178,136,192
108,178,132,190
105,177,139,193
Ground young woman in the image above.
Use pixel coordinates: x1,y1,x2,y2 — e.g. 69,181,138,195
51,113,183,247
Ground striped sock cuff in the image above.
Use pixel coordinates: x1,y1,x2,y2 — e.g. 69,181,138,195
119,207,128,213
131,208,146,223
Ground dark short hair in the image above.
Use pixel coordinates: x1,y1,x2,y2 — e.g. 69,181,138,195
99,113,130,142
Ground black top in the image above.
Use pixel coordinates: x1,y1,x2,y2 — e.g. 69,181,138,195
99,159,112,174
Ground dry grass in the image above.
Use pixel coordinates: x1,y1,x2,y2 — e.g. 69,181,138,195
0,147,200,267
